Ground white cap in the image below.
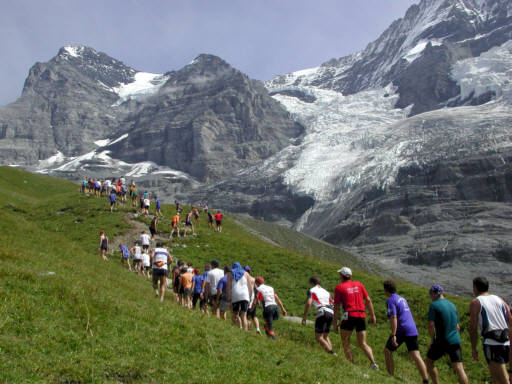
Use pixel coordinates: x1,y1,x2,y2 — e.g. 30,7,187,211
337,267,352,277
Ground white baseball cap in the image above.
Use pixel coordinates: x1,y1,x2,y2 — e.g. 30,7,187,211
337,267,352,277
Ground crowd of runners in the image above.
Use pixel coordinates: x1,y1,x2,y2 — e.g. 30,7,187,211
92,182,512,384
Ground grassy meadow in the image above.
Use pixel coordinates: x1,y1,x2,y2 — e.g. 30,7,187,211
0,167,492,383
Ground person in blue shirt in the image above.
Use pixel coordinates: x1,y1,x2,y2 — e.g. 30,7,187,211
216,266,231,321
109,190,116,212
154,196,162,217
191,269,204,310
119,244,131,271
383,280,428,383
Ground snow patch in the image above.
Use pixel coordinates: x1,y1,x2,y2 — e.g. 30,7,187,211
403,40,442,63
108,133,129,146
112,72,168,106
94,138,111,147
63,46,80,57
37,151,65,169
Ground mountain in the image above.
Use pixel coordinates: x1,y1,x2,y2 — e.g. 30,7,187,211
0,47,303,182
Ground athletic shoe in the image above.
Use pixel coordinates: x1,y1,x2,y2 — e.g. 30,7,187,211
370,363,379,371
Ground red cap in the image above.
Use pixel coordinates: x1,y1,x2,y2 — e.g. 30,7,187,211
99,230,104,234
255,276,264,285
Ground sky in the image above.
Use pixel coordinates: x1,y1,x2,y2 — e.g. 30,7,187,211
0,0,418,106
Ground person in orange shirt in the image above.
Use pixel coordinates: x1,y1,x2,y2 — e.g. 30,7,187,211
178,267,194,308
169,213,180,239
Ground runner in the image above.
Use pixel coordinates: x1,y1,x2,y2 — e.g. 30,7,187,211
187,262,194,274
178,267,194,308
382,280,428,383
119,244,131,271
139,192,145,212
214,211,223,232
333,267,378,370
205,260,225,318
201,263,212,314
302,276,335,354
155,196,163,217
98,230,108,261
141,249,151,279
183,211,195,237
251,277,286,340
150,242,172,302
207,211,214,230
245,266,261,334
170,212,181,239
469,276,511,384
94,179,101,197
143,195,150,215
193,207,200,224
130,241,143,274
149,216,158,240
104,178,112,195
139,231,150,252
425,285,468,384
80,179,87,193
191,268,205,310
131,187,138,207
172,260,185,302
109,189,117,212
227,262,252,330
216,266,231,320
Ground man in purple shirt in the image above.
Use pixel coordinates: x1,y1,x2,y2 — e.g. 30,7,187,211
383,280,429,383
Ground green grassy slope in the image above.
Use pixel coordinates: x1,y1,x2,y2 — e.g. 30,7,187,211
0,167,490,383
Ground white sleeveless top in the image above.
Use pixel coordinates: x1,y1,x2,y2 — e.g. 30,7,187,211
477,294,510,346
256,284,277,309
152,248,169,270
133,246,142,260
231,273,250,303
308,285,334,317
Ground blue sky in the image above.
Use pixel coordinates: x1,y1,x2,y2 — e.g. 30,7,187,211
0,0,418,105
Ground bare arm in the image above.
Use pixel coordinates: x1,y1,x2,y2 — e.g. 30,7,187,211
246,273,252,300
389,315,398,335
226,273,232,301
274,293,287,316
469,299,480,360
365,296,376,324
302,298,312,325
333,302,341,334
428,321,436,342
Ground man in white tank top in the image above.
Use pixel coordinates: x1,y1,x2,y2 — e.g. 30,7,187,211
150,243,172,302
469,276,512,384
130,241,143,275
227,262,252,331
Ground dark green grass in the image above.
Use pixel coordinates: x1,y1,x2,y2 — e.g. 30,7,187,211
0,167,491,383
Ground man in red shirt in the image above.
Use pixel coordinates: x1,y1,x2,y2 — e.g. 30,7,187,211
333,267,378,370
214,211,223,232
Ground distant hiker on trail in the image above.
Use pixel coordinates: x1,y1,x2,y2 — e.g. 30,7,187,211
191,268,205,310
149,216,158,240
425,285,468,384
175,200,180,213
131,187,138,207
109,189,116,212
155,196,162,217
382,280,428,383
251,276,286,340
192,207,199,223
333,267,378,370
201,263,212,314
131,241,143,275
119,244,131,271
216,266,231,320
80,179,87,193
139,193,145,212
140,231,150,252
214,211,223,232
172,261,185,302
98,230,108,261
141,249,151,279
207,211,214,230
205,260,224,318
302,276,335,354
227,262,252,331
469,276,511,384
245,265,261,334
183,211,195,237
179,267,194,308
169,213,180,239
143,195,150,215
150,242,172,302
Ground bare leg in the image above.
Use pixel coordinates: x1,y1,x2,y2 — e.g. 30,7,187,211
384,348,394,375
315,333,333,352
488,362,509,384
323,334,332,351
356,331,376,364
426,358,439,384
409,350,429,382
241,312,248,331
451,362,468,384
340,330,354,363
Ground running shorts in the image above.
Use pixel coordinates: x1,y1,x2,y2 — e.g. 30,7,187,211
427,341,463,363
152,268,169,277
483,344,510,364
340,316,366,332
385,335,419,352
315,313,333,334
232,300,249,313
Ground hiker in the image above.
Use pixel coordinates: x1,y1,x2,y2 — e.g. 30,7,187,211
251,276,287,340
109,189,116,212
140,231,150,252
205,260,225,318
131,187,138,207
333,267,378,370
178,266,193,308
98,230,108,261
425,285,468,384
214,211,223,232
302,276,335,354
183,211,194,237
207,211,214,230
469,276,511,384
130,241,143,274
149,216,158,240
119,244,131,271
191,268,205,310
143,195,150,215
172,261,185,302
382,280,428,383
193,207,200,223
216,266,231,320
245,266,261,334
201,263,212,314
227,262,252,330
170,212,180,239
155,196,162,217
141,249,151,279
150,242,172,302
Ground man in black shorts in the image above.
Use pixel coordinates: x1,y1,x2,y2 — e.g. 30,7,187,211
302,276,335,354
150,243,172,302
383,280,428,383
425,285,468,384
